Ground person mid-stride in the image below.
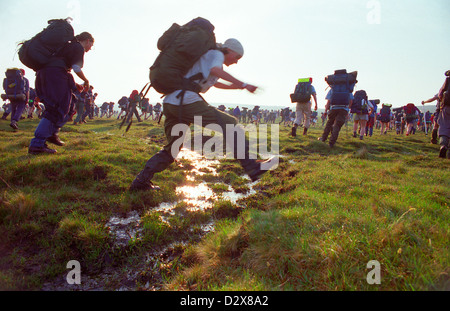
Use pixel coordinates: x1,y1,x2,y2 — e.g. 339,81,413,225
130,38,278,191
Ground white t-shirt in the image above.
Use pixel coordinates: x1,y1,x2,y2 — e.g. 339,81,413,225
163,49,224,105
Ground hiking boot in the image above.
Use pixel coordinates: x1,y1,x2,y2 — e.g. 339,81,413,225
439,146,448,158
317,137,325,142
353,131,357,138
10,121,18,130
303,128,308,135
129,180,161,192
359,136,364,140
28,144,57,155
47,134,65,146
430,138,438,144
247,157,279,182
291,127,297,137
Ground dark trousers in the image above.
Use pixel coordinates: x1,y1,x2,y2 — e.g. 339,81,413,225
321,109,348,146
10,100,27,122
132,101,259,187
30,67,75,148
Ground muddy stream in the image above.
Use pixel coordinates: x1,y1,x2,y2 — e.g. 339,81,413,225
42,148,260,291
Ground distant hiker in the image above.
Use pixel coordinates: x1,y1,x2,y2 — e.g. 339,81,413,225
233,105,241,122
1,100,11,120
422,94,440,144
241,107,248,123
130,35,276,191
393,109,403,135
100,101,109,118
73,86,87,125
436,70,450,158
321,112,327,126
251,105,261,125
318,69,357,148
403,103,420,136
289,77,318,137
154,102,162,121
28,28,94,154
350,89,370,140
81,85,94,123
124,90,143,124
139,97,150,120
108,102,114,118
366,100,379,136
117,96,129,119
2,68,30,130
379,103,392,134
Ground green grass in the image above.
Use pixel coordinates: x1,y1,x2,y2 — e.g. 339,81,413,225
0,117,449,291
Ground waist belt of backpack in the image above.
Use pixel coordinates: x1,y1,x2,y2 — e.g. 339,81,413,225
176,73,204,122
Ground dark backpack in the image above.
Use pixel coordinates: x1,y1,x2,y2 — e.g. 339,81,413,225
290,78,313,103
149,17,216,95
118,96,128,109
18,18,75,71
380,105,391,117
379,105,391,122
2,68,26,101
351,90,368,113
325,69,358,107
441,76,450,108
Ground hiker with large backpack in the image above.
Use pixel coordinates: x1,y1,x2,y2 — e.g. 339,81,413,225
436,70,450,158
318,69,357,148
130,19,276,191
117,96,129,119
365,99,379,137
21,18,94,154
289,77,318,137
379,103,392,135
403,103,420,136
2,68,30,130
350,89,371,140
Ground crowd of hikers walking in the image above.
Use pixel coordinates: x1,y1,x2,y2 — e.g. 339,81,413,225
2,17,450,168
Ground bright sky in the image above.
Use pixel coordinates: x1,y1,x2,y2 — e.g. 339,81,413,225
1,0,449,109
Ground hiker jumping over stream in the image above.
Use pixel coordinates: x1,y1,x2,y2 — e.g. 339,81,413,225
130,18,277,191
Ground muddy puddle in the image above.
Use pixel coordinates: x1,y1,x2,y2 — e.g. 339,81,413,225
43,148,261,291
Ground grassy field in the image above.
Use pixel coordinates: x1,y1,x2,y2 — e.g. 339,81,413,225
0,116,449,291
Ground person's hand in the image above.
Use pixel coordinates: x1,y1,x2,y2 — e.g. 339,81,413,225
83,80,90,91
245,84,257,93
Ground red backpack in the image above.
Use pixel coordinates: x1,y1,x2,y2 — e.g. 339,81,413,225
129,90,140,103
404,103,416,116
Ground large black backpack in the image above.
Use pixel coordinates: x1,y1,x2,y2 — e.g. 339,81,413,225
149,17,216,95
351,90,368,114
290,78,313,103
18,18,75,71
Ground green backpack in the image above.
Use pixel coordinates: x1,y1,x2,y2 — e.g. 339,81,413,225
149,17,216,95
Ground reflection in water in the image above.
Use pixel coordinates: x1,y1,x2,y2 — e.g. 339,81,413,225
108,148,256,246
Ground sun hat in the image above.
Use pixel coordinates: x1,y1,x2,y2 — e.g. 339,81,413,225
222,38,244,57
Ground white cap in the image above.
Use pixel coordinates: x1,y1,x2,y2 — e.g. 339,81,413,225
222,38,244,57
